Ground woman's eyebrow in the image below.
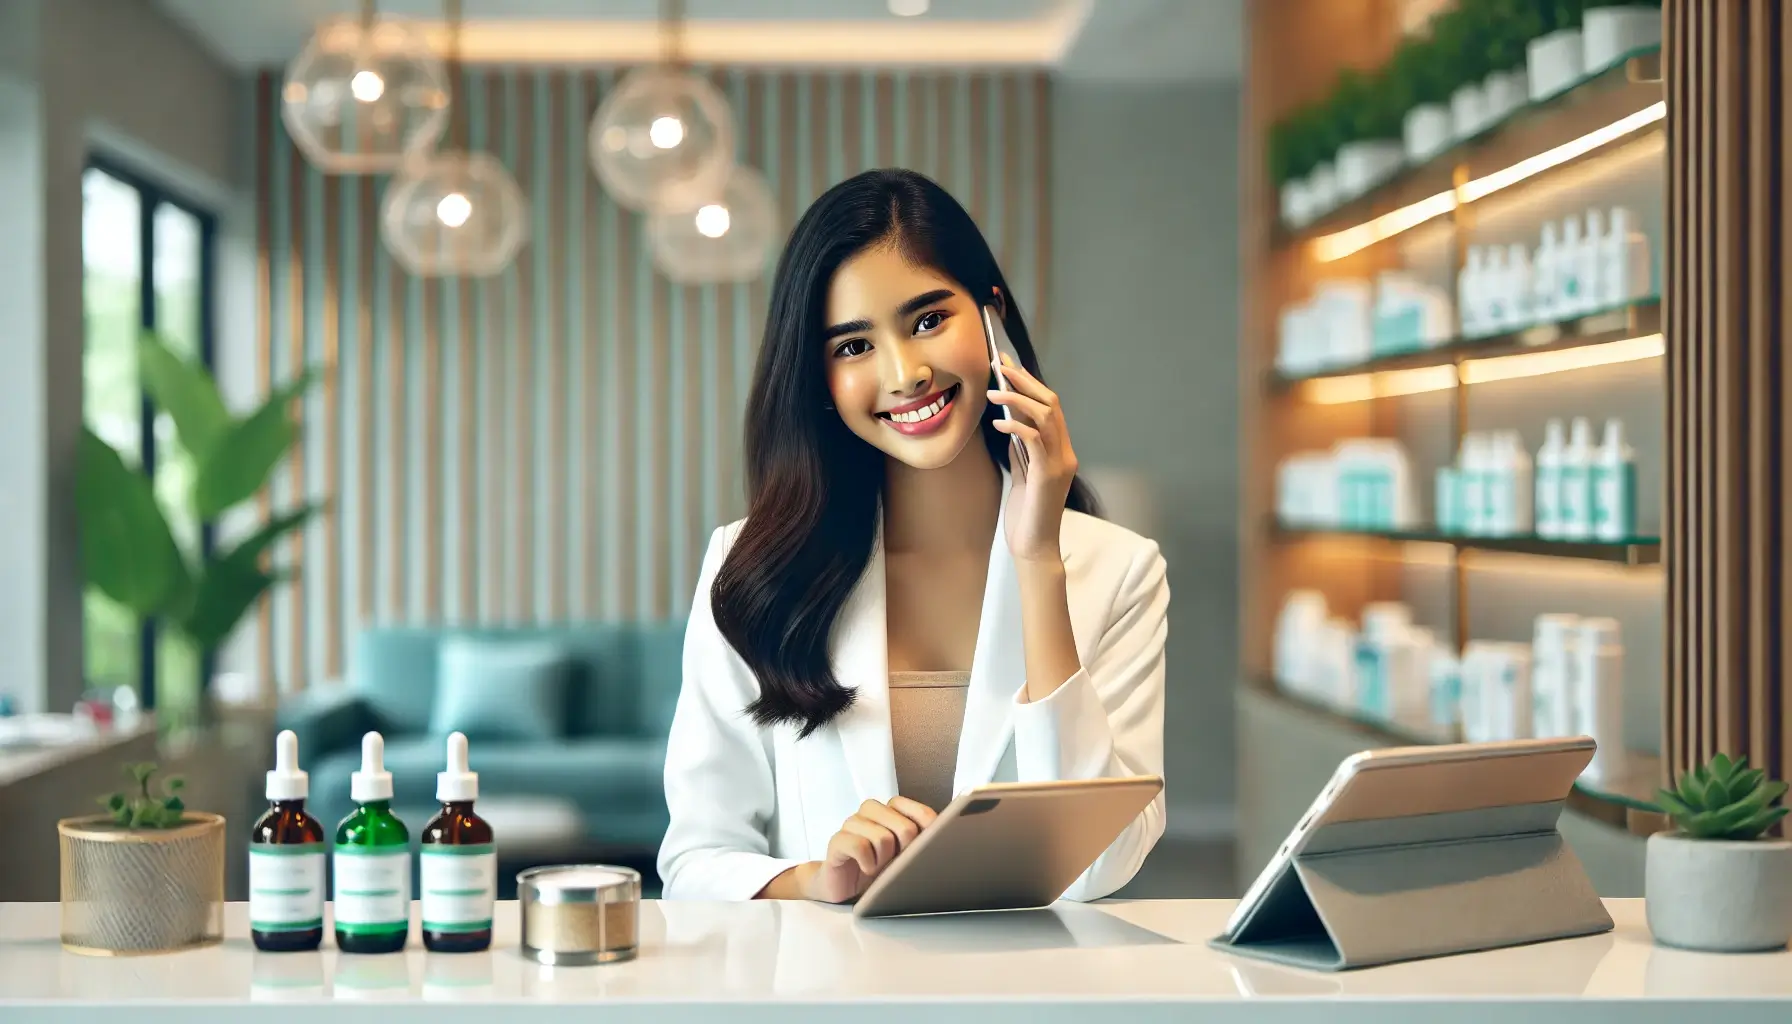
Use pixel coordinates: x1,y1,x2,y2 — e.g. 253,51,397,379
821,288,957,342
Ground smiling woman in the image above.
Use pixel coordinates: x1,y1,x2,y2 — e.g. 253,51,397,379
657,168,1171,908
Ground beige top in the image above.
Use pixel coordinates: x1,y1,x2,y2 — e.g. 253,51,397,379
887,670,971,814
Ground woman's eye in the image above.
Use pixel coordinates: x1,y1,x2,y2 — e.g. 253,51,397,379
833,338,870,359
915,311,948,334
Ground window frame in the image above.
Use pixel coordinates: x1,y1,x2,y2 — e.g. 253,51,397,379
83,153,220,710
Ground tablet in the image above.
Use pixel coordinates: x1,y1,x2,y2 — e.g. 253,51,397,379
851,775,1163,919
1221,735,1596,939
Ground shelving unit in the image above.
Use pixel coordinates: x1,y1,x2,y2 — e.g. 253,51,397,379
1241,7,1668,888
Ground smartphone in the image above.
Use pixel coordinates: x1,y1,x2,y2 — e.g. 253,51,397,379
979,303,1028,475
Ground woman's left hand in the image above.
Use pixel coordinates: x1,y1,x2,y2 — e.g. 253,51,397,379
987,352,1078,564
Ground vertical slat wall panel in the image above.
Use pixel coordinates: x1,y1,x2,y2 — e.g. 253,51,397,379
251,68,1051,691
1665,0,1792,801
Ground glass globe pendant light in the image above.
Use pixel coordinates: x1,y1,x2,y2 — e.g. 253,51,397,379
588,0,736,213
282,0,450,174
647,164,779,284
380,0,528,278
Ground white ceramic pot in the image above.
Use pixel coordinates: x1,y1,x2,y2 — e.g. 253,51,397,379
1307,162,1340,217
1482,69,1527,125
1450,82,1488,140
1528,29,1586,101
1281,179,1311,227
1645,832,1792,953
1335,140,1405,197
1403,103,1452,163
1584,6,1662,71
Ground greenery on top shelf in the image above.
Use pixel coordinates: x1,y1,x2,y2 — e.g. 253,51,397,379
1545,0,1587,30
1387,34,1453,113
1583,0,1661,8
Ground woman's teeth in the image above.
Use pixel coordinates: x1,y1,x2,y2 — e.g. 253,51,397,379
886,385,955,423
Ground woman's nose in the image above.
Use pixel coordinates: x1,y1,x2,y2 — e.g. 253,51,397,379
880,347,931,395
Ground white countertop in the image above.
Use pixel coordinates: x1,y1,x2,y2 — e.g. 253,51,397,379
2,899,1789,1023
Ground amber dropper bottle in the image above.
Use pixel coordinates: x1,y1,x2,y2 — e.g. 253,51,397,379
421,732,496,953
250,730,327,952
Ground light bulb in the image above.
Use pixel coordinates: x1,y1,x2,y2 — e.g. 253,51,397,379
435,192,472,228
889,0,930,15
350,69,385,102
694,204,731,238
649,115,685,150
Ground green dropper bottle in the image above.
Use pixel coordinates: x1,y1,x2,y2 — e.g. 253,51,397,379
332,732,411,954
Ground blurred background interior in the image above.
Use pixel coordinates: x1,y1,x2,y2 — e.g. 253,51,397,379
0,0,1243,902
0,0,1688,906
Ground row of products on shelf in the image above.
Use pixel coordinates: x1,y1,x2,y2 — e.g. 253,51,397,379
1273,593,1626,785
1275,416,1639,540
250,730,495,954
1274,208,1653,377
1459,207,1653,339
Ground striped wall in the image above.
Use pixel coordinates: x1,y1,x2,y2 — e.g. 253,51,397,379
252,66,1053,693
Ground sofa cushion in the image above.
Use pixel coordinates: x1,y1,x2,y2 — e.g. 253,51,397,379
429,637,571,741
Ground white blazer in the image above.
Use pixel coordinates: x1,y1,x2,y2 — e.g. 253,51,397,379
658,472,1169,902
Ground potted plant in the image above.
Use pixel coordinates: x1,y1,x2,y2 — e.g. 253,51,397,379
1583,0,1661,72
58,761,225,955
1529,0,1588,101
1429,3,1496,140
1645,753,1792,953
1330,68,1406,198
78,335,322,733
1389,35,1453,163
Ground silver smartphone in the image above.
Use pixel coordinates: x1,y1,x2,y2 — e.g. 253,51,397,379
979,303,1028,475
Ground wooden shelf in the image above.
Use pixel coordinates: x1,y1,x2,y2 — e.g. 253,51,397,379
1270,298,1663,390
1274,46,1664,253
1242,679,1668,837
1272,523,1662,566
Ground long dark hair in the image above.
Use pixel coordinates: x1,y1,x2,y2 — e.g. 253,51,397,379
711,168,1099,738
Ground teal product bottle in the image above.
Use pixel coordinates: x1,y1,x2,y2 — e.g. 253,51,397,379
421,732,496,953
1591,418,1638,542
333,732,411,954
1435,466,1461,535
250,730,326,952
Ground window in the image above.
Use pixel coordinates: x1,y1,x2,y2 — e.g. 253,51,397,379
81,159,217,710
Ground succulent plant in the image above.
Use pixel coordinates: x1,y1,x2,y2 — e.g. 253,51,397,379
97,761,189,830
1654,753,1789,841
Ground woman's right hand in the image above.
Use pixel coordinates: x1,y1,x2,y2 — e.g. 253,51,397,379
801,797,937,903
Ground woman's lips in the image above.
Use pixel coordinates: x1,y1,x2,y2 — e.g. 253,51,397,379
877,383,959,437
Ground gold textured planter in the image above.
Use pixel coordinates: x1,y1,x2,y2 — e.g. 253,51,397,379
58,812,225,956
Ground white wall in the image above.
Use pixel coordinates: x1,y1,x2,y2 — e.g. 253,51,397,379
1048,80,1243,836
0,0,245,713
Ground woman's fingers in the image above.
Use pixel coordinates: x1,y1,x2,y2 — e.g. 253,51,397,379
842,816,901,869
985,388,1054,429
826,830,879,877
887,796,939,829
997,352,1058,405
856,800,923,850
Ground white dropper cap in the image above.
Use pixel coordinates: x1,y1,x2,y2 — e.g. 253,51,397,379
266,729,308,802
350,731,393,803
1570,416,1594,450
437,731,478,803
1602,417,1627,451
1543,418,1566,451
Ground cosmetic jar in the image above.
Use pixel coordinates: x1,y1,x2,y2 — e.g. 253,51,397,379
517,865,640,965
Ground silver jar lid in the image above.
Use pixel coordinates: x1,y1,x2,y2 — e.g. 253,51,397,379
518,865,641,904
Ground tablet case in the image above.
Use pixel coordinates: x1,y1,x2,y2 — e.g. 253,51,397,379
1209,798,1613,971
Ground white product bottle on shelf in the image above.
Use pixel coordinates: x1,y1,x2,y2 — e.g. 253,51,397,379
1459,247,1487,339
1530,614,1581,738
1274,590,1330,696
1395,628,1435,731
1486,431,1515,536
1356,603,1412,721
1482,246,1510,331
1428,644,1462,739
1592,418,1638,541
1558,215,1588,316
1504,243,1535,330
1599,206,1653,307
1491,643,1535,741
1533,222,1560,323
1503,431,1534,535
1573,617,1626,785
1534,419,1568,539
1559,417,1596,540
1581,208,1606,312
1459,434,1489,536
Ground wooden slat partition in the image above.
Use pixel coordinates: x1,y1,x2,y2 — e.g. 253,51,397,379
1664,0,1791,795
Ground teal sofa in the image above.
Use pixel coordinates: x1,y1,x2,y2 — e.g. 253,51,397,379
275,624,685,853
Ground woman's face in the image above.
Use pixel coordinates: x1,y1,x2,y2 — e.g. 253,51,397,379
822,243,992,471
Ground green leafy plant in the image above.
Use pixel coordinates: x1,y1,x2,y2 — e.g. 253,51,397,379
1428,4,1495,89
1546,0,1587,31
1479,0,1547,70
1653,753,1790,841
1388,35,1453,113
78,335,323,708
97,762,188,829
1584,0,1661,7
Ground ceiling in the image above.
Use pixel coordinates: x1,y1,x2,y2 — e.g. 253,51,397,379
151,0,1241,81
